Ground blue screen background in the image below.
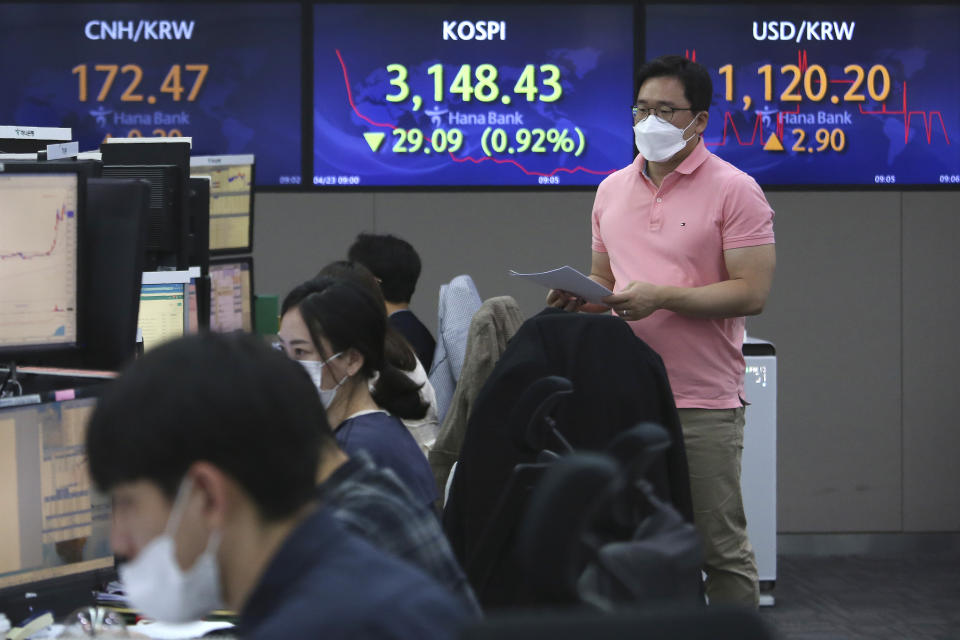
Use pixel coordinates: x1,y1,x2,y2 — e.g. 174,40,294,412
0,3,302,186
645,4,960,186
313,4,636,187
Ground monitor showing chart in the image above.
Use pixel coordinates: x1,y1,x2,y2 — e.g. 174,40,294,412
138,282,187,352
190,155,254,253
0,395,112,590
209,259,253,333
312,3,636,186
644,3,960,186
0,173,80,351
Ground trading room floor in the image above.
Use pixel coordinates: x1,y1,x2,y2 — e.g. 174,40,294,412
759,552,960,640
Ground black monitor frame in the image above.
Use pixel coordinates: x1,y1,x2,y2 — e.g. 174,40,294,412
188,176,212,331
100,139,191,271
0,162,88,360
187,176,211,276
78,177,150,371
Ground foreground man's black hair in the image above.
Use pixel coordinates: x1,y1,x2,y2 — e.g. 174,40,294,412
86,332,325,521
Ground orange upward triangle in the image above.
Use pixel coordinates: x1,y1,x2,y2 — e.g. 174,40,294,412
763,134,784,151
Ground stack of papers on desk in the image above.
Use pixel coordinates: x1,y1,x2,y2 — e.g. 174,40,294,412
133,620,235,639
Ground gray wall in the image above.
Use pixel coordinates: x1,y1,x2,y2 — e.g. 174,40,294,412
253,189,960,534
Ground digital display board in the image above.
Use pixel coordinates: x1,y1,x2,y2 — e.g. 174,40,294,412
0,3,302,186
313,4,635,187
645,4,960,186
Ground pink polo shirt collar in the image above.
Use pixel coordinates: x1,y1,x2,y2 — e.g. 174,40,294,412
635,137,710,180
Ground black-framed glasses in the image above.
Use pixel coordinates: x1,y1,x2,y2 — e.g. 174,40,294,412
632,105,694,123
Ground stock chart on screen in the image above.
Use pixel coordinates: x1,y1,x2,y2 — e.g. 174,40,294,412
0,175,79,350
312,4,636,187
645,4,960,186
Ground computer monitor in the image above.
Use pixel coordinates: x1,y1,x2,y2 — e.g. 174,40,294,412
187,176,211,275
0,392,114,619
186,278,201,334
101,138,191,271
78,178,149,371
187,177,212,331
209,257,254,333
0,166,84,356
190,155,254,255
138,271,191,352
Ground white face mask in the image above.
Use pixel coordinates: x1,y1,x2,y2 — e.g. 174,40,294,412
298,352,347,409
119,478,224,622
633,114,698,162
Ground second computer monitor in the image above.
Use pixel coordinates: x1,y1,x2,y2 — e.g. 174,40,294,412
138,271,191,353
190,155,254,255
209,257,254,333
0,393,113,618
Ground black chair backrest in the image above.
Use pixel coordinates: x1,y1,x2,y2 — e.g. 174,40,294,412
515,454,621,604
461,376,574,605
465,462,551,604
516,425,704,610
511,375,573,454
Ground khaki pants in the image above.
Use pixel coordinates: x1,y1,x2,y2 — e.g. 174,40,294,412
678,407,759,607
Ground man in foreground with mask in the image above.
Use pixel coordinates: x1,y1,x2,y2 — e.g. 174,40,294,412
548,55,776,607
86,333,467,638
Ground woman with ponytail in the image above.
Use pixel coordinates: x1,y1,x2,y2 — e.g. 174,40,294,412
316,261,441,454
278,276,439,511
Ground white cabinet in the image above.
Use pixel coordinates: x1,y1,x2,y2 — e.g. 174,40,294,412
742,338,777,600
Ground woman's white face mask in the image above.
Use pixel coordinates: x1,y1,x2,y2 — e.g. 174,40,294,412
298,352,347,409
118,478,224,622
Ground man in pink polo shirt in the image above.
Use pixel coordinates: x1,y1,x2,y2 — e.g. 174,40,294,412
548,55,775,607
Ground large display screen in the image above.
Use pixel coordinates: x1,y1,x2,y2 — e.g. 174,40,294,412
645,4,960,186
313,4,635,187
0,3,301,186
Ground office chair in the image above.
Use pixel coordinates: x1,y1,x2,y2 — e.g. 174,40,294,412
517,425,703,611
463,376,575,604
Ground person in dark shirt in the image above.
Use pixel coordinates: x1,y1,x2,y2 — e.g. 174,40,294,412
278,276,439,511
238,506,467,639
317,436,481,614
85,333,466,638
348,232,437,371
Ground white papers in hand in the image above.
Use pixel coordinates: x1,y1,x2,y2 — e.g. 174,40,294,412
509,266,612,305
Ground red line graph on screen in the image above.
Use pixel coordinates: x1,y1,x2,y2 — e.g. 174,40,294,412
859,82,951,145
0,205,73,261
334,49,616,178
703,49,950,148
